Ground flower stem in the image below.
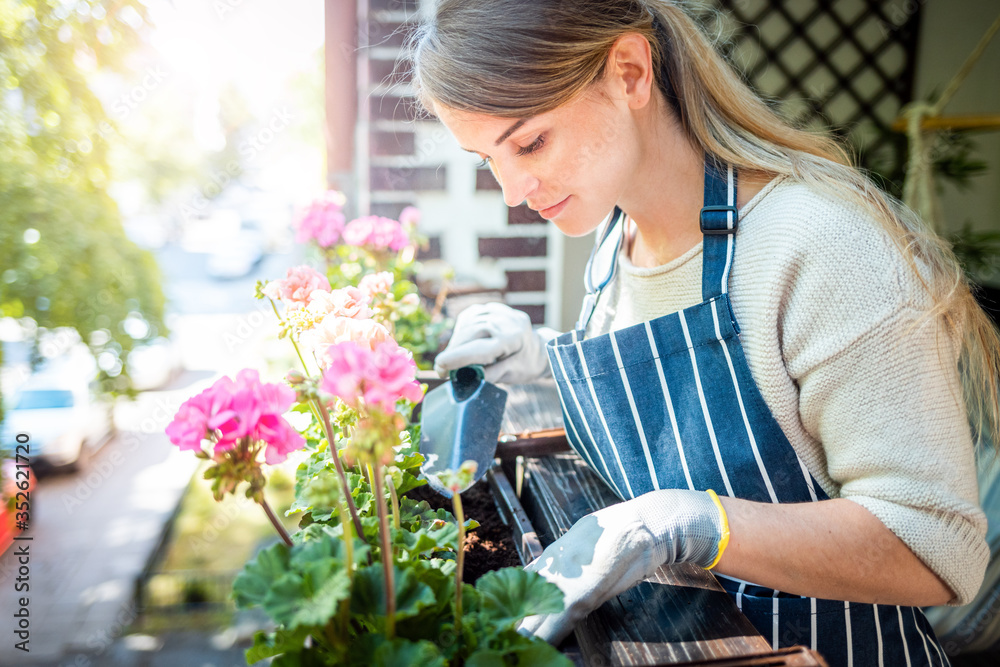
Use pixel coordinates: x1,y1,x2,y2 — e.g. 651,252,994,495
313,398,365,542
259,496,293,548
431,279,451,320
340,498,355,574
269,294,328,439
387,475,400,532
270,297,312,374
372,459,396,639
338,497,354,636
387,473,400,562
452,491,465,639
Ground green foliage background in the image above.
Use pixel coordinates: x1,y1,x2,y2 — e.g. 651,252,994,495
0,0,167,422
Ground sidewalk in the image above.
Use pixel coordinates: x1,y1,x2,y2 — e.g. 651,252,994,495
0,377,205,665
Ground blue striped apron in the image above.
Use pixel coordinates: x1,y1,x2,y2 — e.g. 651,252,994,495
545,158,951,666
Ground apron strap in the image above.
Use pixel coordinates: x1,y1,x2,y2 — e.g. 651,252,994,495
700,157,739,302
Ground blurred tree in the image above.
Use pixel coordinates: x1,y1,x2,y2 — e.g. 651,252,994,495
0,0,167,424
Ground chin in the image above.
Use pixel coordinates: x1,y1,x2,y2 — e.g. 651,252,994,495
553,208,613,238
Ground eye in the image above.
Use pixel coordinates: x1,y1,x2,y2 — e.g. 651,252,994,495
515,134,545,157
473,133,546,168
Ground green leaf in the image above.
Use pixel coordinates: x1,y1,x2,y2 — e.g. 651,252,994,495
373,638,446,667
295,523,370,567
261,573,307,625
354,491,374,515
387,461,427,496
475,568,565,627
351,564,437,623
394,451,425,473
465,639,573,667
234,528,360,629
232,542,291,610
289,567,350,627
392,521,460,557
245,627,310,664
273,648,329,667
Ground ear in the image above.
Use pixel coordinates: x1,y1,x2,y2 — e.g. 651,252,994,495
606,32,655,110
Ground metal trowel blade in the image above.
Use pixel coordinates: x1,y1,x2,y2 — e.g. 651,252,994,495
419,365,507,497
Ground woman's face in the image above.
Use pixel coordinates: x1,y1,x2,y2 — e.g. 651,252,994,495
431,77,641,238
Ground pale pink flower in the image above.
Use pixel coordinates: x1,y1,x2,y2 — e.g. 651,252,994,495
295,191,346,248
300,315,393,370
262,266,331,310
399,206,421,228
305,286,372,320
342,216,410,252
320,340,424,413
358,271,394,299
165,370,304,464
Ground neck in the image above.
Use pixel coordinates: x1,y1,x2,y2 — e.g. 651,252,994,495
620,122,772,268
618,112,707,268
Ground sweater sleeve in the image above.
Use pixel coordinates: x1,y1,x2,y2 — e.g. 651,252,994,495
787,254,988,606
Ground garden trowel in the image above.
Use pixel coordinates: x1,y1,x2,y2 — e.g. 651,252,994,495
419,365,507,497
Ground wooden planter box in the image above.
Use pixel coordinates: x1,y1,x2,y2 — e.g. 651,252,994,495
484,382,829,667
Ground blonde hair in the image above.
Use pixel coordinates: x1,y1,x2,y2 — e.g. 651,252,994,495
409,0,1000,450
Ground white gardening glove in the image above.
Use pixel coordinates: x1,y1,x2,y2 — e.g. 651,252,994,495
518,488,729,645
434,302,561,384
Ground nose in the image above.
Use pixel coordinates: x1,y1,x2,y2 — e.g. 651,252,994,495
490,159,539,208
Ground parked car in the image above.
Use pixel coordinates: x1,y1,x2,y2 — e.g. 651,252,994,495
207,220,266,279
0,371,113,472
127,337,182,391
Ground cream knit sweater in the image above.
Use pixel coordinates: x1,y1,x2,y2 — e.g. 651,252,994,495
583,175,988,605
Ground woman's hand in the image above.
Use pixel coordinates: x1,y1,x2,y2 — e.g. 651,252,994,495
433,302,560,384
518,488,726,644
519,491,954,647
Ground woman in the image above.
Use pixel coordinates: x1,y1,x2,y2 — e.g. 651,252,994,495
413,1,999,664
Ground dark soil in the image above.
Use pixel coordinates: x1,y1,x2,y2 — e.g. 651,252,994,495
406,480,522,584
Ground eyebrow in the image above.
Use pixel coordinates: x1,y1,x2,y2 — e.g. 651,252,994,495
459,118,530,153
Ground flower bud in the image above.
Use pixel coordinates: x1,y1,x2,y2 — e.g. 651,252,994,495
286,369,307,385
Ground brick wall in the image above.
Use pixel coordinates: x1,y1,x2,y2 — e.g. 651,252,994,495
352,0,556,325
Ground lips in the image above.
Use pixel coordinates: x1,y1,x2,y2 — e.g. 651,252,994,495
535,196,570,219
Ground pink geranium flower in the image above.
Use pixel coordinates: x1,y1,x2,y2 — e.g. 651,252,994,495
165,370,305,464
342,216,410,252
358,271,394,299
399,206,420,229
262,265,331,310
165,379,234,452
320,340,424,413
295,190,346,248
300,315,393,370
306,286,372,320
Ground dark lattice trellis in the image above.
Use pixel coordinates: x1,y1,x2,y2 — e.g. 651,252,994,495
711,0,923,195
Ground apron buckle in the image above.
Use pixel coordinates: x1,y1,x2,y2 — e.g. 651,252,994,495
700,204,739,235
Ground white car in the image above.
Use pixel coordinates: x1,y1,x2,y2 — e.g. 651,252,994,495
207,222,266,279
1,376,113,472
127,337,182,391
